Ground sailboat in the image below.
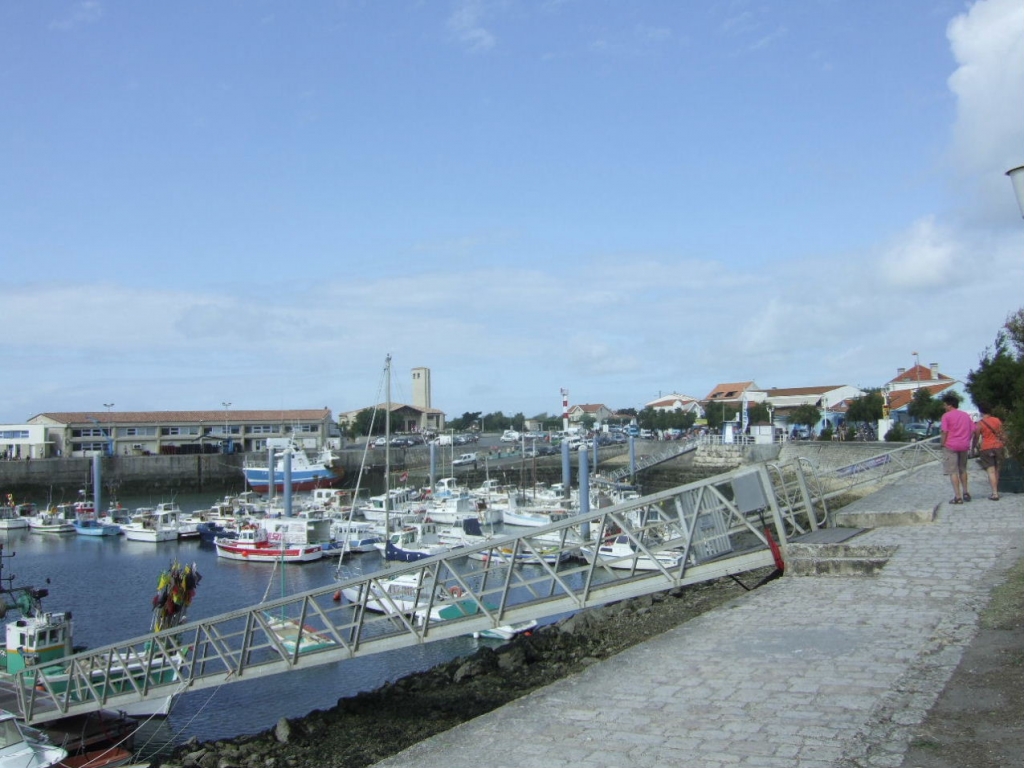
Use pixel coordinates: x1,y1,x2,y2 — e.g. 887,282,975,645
339,356,480,623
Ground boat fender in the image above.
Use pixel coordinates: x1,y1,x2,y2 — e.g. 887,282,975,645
449,586,463,598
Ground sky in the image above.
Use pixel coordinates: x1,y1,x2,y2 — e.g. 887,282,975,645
2,0,1023,423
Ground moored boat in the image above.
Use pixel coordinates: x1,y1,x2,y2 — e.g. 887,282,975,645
0,709,67,768
242,438,340,494
0,551,199,719
71,500,121,537
28,507,76,535
214,522,324,563
121,504,182,543
581,534,685,571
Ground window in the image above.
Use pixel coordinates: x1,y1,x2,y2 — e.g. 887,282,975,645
76,441,108,452
295,424,319,433
247,425,275,434
73,428,109,438
0,430,28,440
122,426,157,437
161,426,200,436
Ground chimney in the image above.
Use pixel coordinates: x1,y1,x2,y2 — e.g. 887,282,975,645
930,363,939,379
897,367,906,376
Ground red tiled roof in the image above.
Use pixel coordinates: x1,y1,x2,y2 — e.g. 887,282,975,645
703,382,758,400
886,383,955,410
760,385,844,397
889,364,953,384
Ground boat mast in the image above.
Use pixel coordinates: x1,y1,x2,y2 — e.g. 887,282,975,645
384,353,392,566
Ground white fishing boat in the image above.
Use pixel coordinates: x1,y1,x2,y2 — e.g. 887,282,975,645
331,521,383,554
0,709,67,768
581,534,685,571
121,504,181,542
501,497,572,529
342,570,483,625
378,521,458,562
0,497,31,531
28,507,76,535
214,519,327,563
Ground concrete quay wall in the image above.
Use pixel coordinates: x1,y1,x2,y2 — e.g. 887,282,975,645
0,454,251,498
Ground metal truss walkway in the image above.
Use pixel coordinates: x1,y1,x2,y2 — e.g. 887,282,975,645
5,442,935,725
601,437,701,482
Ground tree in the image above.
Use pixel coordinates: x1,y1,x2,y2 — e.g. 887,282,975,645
705,402,738,431
446,411,482,432
847,390,884,426
350,408,378,437
907,389,944,425
789,404,823,434
747,402,770,424
966,307,1024,463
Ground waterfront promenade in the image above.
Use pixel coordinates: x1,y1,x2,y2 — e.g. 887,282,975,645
373,464,1023,767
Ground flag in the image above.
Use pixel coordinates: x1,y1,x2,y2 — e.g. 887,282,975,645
399,471,408,483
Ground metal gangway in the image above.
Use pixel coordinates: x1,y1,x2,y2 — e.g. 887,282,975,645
602,437,701,482
8,459,835,724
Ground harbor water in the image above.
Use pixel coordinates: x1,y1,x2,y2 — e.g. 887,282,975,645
1,491,487,754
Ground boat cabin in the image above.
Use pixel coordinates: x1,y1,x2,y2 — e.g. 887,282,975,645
2,611,74,674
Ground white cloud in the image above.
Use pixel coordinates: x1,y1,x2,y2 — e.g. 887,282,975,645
876,216,959,289
946,0,1024,215
447,0,496,52
49,1,103,31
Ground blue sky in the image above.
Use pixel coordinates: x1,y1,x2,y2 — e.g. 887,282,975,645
2,0,1022,422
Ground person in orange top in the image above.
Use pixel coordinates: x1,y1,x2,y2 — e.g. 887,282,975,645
974,404,1005,501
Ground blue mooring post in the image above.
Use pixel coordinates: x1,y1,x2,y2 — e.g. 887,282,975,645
429,443,437,489
629,435,637,477
267,446,276,501
591,439,598,473
283,449,292,516
92,454,102,518
578,446,591,540
561,440,572,499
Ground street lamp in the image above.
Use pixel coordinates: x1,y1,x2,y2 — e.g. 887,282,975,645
912,351,921,388
1007,165,1024,217
103,403,114,413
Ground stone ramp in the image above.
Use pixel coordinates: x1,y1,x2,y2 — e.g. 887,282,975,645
373,464,1023,768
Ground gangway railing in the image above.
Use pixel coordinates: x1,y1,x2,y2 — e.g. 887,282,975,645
809,437,942,501
603,438,701,482
9,460,823,724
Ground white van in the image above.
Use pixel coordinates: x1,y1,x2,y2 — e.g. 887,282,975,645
500,430,521,443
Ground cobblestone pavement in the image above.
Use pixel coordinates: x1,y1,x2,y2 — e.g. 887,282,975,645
373,464,1023,768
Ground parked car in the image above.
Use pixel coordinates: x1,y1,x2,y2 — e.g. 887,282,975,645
373,436,387,447
500,430,521,443
452,452,478,466
536,445,558,456
904,422,938,439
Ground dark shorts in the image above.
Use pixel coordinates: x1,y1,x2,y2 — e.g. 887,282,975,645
978,449,1002,470
942,448,969,474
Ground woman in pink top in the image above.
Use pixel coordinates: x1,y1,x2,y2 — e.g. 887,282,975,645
940,393,976,504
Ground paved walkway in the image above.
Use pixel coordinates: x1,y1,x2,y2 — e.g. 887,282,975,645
373,464,1023,768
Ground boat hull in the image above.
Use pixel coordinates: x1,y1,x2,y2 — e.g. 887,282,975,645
214,540,323,563
242,469,339,494
122,527,179,543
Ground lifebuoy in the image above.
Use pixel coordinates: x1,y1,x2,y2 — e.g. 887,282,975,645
449,586,464,598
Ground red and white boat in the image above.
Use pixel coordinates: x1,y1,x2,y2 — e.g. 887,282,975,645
214,520,326,563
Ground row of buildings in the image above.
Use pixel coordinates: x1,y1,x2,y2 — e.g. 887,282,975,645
0,361,960,460
556,361,960,434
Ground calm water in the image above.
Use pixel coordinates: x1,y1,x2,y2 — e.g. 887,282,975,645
2,491,484,752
